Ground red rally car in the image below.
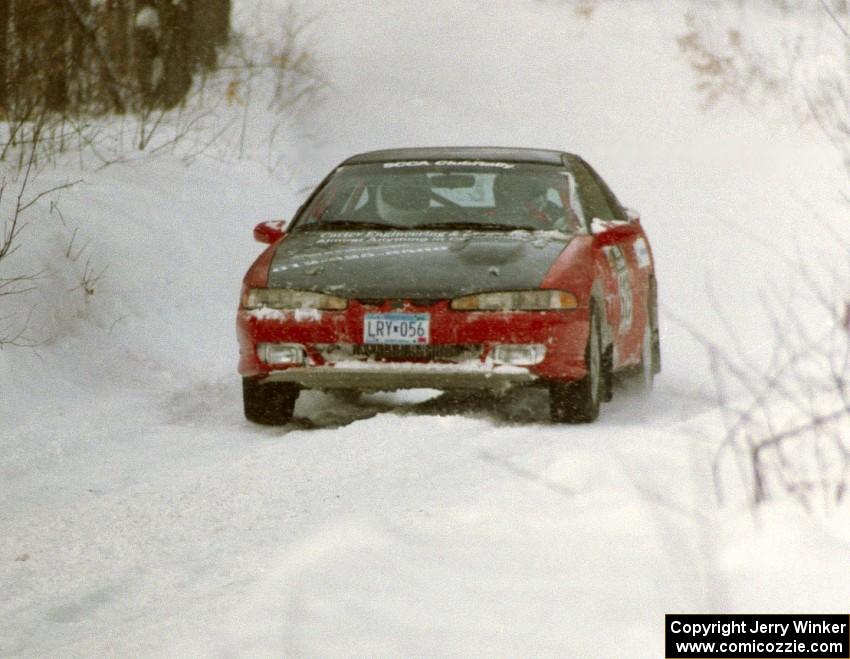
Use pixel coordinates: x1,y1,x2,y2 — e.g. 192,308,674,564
237,147,660,424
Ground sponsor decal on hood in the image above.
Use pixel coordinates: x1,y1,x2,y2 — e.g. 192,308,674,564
267,230,571,299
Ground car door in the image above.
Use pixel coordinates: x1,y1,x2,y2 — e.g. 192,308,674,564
571,159,646,368
586,162,656,368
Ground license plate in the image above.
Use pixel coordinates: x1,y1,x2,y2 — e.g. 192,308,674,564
364,313,430,345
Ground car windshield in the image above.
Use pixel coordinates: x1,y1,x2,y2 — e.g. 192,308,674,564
294,161,586,233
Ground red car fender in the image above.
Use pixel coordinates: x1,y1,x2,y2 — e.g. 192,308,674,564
539,236,594,307
243,239,281,290
539,235,613,348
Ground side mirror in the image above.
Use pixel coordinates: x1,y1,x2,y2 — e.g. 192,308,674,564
624,207,641,224
591,217,639,245
253,220,287,244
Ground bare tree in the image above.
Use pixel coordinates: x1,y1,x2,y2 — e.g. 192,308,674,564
0,125,79,347
0,1,232,127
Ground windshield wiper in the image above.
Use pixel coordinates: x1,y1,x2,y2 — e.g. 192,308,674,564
411,221,539,231
298,220,408,231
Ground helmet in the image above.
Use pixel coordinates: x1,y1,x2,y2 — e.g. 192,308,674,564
493,173,547,211
377,174,431,213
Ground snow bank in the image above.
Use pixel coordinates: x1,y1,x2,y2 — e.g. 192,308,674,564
0,155,290,424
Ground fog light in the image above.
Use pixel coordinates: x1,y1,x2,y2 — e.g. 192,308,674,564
258,343,306,365
492,344,546,366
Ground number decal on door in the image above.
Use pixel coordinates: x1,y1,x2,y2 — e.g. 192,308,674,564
605,246,632,332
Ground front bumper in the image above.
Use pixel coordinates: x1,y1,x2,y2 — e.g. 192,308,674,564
237,300,590,388
264,361,536,392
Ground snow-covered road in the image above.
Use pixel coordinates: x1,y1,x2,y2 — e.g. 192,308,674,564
4,379,716,657
2,1,847,656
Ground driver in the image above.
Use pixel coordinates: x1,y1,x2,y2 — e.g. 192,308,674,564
376,173,431,222
495,173,563,226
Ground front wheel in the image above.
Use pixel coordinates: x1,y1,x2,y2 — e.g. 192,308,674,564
550,308,604,423
243,377,299,425
327,388,362,404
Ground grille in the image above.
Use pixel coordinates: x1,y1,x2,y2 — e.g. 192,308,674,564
352,344,481,361
318,344,482,362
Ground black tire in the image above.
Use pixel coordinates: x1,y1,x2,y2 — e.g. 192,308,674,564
602,344,614,402
635,317,656,392
243,377,299,425
648,275,661,376
620,297,658,393
327,388,362,404
550,307,604,423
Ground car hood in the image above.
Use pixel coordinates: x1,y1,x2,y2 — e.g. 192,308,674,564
267,230,572,299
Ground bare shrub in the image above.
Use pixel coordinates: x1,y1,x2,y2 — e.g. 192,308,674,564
0,129,80,347
679,0,850,170
213,2,326,170
532,0,600,20
675,252,850,511
677,1,850,511
0,2,321,348
63,224,108,299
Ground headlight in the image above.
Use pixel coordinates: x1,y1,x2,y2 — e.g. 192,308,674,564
450,290,578,311
242,288,348,310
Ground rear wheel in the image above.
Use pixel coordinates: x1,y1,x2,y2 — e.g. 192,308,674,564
550,307,604,423
635,320,656,391
243,377,299,425
621,301,657,393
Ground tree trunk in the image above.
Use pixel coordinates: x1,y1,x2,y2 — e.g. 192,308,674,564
190,0,230,70
0,0,8,112
44,3,68,111
158,0,192,108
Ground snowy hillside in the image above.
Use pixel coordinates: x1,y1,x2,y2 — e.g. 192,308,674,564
2,1,849,657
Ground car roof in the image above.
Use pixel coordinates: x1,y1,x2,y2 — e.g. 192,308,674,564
342,147,573,166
